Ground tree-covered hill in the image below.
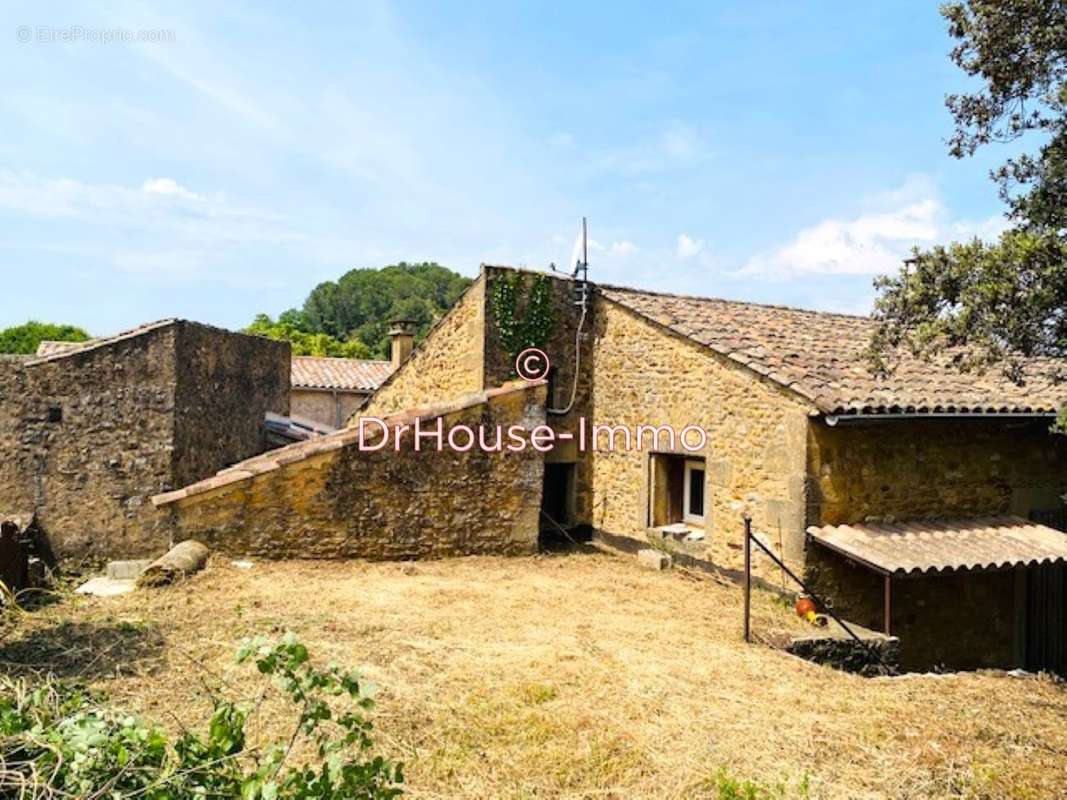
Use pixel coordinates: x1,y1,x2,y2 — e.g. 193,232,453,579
248,262,471,359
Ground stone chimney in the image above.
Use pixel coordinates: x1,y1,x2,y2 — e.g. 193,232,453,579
388,319,417,368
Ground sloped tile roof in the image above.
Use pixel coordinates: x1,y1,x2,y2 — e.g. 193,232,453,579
599,285,1067,416
291,356,394,392
807,516,1067,576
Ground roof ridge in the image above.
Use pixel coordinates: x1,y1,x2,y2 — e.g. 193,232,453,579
481,263,870,320
25,318,181,365
597,282,871,321
293,355,392,364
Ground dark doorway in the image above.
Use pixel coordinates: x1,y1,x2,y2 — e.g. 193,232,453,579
540,462,576,546
1025,563,1067,676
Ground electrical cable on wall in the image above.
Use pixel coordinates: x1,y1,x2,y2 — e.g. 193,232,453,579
548,217,589,416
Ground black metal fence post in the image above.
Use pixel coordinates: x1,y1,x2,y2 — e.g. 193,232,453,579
743,515,752,643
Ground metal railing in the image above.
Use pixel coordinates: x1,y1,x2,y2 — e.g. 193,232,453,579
742,515,894,672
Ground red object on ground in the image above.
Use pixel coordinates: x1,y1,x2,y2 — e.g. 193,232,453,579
795,597,817,618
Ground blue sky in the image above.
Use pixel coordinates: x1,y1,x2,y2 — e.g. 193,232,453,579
1,1,1013,335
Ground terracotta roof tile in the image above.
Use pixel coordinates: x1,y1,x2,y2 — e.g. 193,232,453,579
807,516,1067,576
599,285,1067,416
291,356,393,392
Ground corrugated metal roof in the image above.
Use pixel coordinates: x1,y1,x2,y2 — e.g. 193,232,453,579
807,516,1067,576
291,356,393,392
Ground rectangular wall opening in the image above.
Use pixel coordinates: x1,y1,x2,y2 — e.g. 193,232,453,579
649,454,706,528
540,462,576,546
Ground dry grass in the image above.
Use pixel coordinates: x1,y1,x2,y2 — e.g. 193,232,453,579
2,548,1066,799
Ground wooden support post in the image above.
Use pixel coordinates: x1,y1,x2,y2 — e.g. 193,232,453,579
883,574,892,636
743,515,752,643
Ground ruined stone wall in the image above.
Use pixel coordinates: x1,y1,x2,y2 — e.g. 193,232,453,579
361,277,486,417
806,545,1018,672
163,383,546,560
0,359,48,522
808,418,1067,525
172,323,290,487
0,328,180,561
588,298,814,567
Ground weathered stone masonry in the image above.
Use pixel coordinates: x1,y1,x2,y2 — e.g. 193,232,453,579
0,321,289,561
155,382,546,560
588,297,812,567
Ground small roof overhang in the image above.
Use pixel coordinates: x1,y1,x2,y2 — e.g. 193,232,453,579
807,516,1067,577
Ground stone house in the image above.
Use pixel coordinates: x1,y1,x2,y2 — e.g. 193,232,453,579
0,319,290,562
154,265,1067,674
290,356,393,428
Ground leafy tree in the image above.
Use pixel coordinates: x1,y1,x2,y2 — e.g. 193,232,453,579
245,314,373,359
301,263,470,358
0,321,91,355
871,2,1067,381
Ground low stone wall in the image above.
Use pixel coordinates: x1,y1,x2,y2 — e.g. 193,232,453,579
156,382,547,560
788,627,900,676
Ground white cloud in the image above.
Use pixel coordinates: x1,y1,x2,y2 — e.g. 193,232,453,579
611,240,638,255
676,233,704,260
142,177,203,201
739,176,1005,278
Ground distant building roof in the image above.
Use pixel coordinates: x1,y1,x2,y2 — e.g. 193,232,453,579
27,320,179,366
598,283,1067,417
35,340,91,357
807,516,1067,576
291,356,393,393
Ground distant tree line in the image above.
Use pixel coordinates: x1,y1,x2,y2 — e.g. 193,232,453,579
0,321,91,355
247,262,471,359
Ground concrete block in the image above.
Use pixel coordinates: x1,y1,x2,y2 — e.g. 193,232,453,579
637,548,671,570
75,577,136,597
106,559,152,580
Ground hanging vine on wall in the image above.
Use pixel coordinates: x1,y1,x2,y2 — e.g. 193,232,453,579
490,272,556,374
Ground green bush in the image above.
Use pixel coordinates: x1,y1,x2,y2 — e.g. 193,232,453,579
0,633,403,798
0,321,90,355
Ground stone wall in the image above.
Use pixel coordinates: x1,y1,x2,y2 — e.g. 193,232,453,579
0,322,290,562
291,389,367,428
482,266,596,526
159,382,546,560
0,326,180,561
808,418,1067,525
588,297,814,567
173,324,290,488
361,277,486,417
